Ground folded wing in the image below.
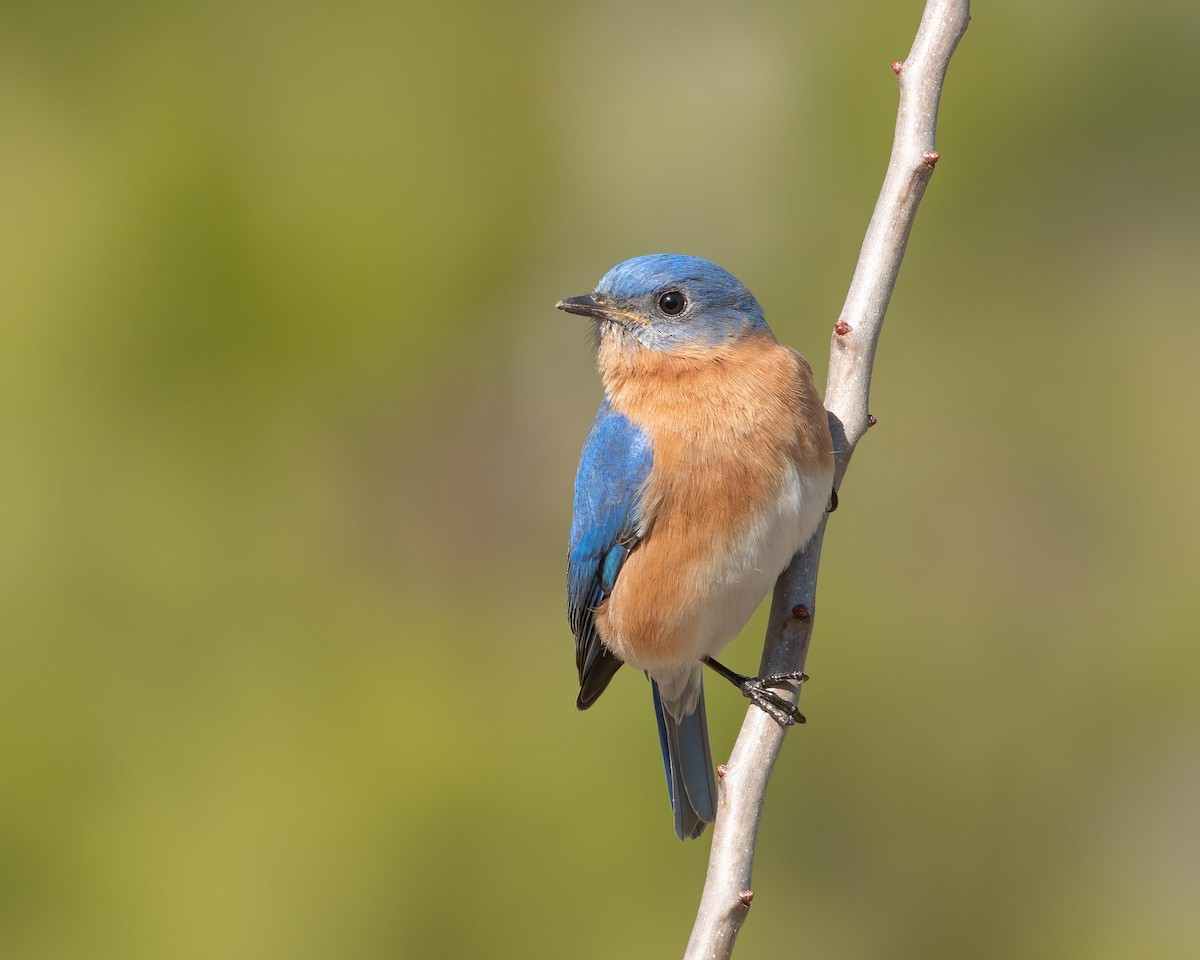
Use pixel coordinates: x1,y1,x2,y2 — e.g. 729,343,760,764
567,398,653,708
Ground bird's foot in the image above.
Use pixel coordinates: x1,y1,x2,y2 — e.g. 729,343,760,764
702,657,808,726
740,674,808,726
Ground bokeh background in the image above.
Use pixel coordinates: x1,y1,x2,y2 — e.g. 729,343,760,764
3,1,1198,957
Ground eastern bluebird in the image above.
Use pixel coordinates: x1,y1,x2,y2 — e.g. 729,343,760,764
557,254,835,840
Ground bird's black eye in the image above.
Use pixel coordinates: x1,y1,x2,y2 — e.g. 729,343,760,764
658,290,686,316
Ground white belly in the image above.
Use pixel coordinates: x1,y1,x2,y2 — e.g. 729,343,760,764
684,458,831,661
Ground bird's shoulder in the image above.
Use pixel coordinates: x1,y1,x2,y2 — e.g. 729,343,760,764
570,399,652,548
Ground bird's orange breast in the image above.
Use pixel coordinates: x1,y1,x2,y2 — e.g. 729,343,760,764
592,332,833,669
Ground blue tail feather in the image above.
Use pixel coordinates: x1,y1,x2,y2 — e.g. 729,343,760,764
652,680,717,840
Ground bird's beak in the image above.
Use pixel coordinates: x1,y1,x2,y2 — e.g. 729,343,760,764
555,294,609,320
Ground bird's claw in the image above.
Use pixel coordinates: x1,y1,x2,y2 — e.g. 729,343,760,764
702,657,810,726
739,672,808,726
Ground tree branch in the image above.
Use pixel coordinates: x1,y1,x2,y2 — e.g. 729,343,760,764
684,3,970,957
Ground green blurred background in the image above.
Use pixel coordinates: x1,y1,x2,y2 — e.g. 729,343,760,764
2,1,1198,957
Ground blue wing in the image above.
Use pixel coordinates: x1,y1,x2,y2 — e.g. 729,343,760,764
568,397,653,709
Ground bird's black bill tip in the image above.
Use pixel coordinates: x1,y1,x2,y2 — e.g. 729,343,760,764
555,294,605,319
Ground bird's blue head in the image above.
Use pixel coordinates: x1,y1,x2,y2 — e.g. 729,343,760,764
556,254,770,354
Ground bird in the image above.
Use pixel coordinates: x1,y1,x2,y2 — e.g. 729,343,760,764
557,253,835,840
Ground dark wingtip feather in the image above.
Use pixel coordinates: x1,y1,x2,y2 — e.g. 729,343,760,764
577,645,623,709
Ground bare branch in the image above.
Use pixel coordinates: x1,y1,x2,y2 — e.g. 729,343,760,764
684,3,970,957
